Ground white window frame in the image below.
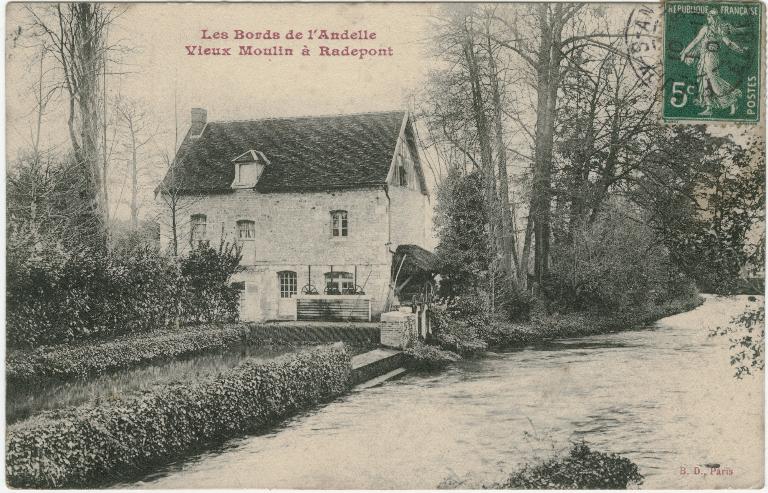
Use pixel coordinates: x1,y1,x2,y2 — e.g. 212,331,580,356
237,219,256,240
278,271,297,298
324,271,354,294
190,214,207,246
331,210,348,238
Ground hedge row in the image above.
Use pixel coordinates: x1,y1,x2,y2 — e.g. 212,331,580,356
7,243,241,348
8,321,379,386
7,323,256,386
6,344,352,488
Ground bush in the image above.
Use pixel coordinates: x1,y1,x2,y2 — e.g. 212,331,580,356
543,210,693,315
500,442,644,489
496,280,538,322
404,340,460,370
430,303,487,356
6,344,351,488
6,241,242,348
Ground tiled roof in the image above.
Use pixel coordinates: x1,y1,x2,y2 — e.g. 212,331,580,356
161,110,406,193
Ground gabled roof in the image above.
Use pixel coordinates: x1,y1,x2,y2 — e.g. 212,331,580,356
160,110,408,193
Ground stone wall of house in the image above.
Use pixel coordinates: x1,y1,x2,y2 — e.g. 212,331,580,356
158,187,429,320
388,186,428,250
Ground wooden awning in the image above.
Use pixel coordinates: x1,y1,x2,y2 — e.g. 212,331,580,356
393,244,438,273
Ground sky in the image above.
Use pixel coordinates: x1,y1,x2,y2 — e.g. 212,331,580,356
5,3,443,220
4,2,761,224
6,3,440,153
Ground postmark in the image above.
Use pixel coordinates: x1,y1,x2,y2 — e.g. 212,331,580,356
662,2,763,123
624,6,661,88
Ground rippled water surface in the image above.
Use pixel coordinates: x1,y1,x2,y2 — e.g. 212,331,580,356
128,296,763,489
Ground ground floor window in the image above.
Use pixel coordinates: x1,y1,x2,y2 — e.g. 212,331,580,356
324,271,354,294
278,271,297,298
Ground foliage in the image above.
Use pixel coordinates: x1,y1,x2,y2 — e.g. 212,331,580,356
6,240,242,348
543,205,697,314
433,170,492,297
6,152,98,247
180,242,243,323
499,442,644,489
632,130,765,294
6,344,351,488
495,279,538,321
430,301,488,355
404,340,460,370
8,321,378,386
710,302,765,378
481,294,702,349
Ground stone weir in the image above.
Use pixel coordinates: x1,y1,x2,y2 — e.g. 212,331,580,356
350,348,407,387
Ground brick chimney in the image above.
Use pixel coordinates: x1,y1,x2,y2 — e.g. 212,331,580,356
190,107,207,136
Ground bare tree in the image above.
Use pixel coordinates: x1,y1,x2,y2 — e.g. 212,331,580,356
25,3,125,244
491,4,623,286
115,97,156,230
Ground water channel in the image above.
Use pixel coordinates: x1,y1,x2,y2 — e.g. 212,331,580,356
128,295,763,489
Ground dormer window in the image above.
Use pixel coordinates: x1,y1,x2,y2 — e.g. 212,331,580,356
231,150,269,188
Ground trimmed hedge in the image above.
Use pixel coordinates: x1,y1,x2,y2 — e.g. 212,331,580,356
7,322,379,386
6,344,351,488
7,323,256,386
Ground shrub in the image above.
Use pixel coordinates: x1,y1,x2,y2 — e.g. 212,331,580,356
496,280,538,322
6,344,351,488
404,341,460,370
6,241,242,348
500,442,644,489
478,320,539,348
429,303,487,356
543,210,691,315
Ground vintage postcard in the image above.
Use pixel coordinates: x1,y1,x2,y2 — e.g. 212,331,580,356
4,1,765,490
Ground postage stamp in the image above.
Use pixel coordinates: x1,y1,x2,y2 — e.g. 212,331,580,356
662,2,763,123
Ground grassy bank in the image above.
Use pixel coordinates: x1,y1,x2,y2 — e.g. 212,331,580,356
483,296,705,349
7,344,301,424
407,296,704,369
6,344,351,488
7,321,377,387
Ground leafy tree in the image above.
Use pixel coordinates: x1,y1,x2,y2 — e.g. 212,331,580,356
434,170,492,296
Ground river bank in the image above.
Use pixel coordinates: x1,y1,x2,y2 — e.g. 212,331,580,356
408,294,704,368
125,295,762,489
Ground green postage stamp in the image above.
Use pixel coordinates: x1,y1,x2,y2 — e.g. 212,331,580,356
663,2,763,123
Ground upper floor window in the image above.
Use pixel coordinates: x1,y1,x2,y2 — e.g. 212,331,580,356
190,214,207,245
331,210,348,237
278,271,297,298
237,219,255,240
398,164,408,187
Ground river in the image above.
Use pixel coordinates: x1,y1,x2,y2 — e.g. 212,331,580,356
127,295,763,489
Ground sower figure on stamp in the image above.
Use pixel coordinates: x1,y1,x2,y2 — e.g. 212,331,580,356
679,8,747,116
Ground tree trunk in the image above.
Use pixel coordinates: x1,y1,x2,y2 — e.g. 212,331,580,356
530,4,564,286
130,134,139,230
461,21,501,282
486,28,520,284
